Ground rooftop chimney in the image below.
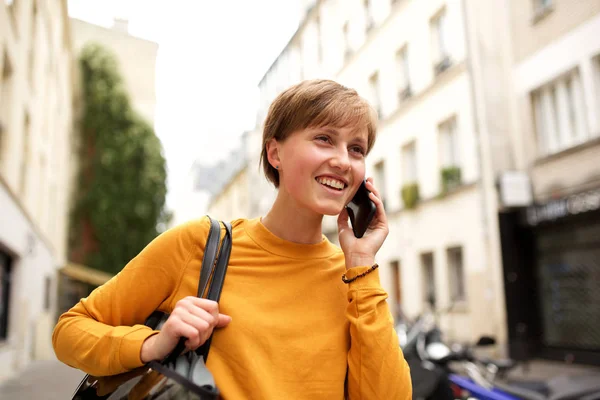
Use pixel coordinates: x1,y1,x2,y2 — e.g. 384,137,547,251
113,18,129,34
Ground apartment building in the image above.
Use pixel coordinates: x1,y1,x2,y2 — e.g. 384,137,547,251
245,0,513,346
207,133,251,222
70,18,158,125
0,0,75,378
498,0,600,365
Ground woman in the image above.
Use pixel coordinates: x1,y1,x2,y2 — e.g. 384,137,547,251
53,79,412,399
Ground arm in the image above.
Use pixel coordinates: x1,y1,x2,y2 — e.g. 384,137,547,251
337,178,412,399
52,219,207,376
345,266,412,399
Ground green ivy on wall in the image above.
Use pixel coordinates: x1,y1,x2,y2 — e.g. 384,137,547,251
441,166,462,194
69,43,170,275
401,182,420,209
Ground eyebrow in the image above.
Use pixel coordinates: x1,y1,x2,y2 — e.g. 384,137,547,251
321,127,368,147
322,127,340,136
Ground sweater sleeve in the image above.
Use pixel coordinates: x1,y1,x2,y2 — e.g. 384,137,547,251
52,218,208,377
345,266,412,399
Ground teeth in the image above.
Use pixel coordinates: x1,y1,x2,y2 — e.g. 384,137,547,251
317,177,345,190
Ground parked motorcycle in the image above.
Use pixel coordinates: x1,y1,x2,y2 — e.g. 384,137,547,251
397,308,455,400
396,307,600,400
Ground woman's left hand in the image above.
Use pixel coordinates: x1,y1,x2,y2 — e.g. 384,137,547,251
337,177,389,269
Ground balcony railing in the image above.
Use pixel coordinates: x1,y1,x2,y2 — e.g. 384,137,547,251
366,17,376,33
434,55,452,76
398,85,412,102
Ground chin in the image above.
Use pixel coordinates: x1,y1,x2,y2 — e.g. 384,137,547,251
313,202,346,216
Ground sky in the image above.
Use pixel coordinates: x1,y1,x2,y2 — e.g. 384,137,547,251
67,0,301,211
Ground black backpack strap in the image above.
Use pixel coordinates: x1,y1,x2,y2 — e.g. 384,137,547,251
206,221,232,302
198,217,222,297
198,221,232,360
165,216,223,366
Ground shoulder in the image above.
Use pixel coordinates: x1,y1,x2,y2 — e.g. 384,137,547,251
173,216,249,248
139,217,214,258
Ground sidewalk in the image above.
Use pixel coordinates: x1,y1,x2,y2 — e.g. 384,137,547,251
0,358,85,400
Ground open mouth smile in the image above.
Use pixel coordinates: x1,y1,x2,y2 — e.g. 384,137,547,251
315,176,348,191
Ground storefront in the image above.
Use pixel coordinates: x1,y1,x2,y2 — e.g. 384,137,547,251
499,187,600,366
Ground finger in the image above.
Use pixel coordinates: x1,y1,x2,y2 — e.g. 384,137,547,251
364,178,381,200
177,320,209,351
188,298,219,316
216,313,232,328
369,191,388,225
179,310,211,334
172,323,201,350
185,298,220,324
187,307,217,328
337,207,350,233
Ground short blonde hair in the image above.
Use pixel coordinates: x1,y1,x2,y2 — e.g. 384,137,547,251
260,79,378,187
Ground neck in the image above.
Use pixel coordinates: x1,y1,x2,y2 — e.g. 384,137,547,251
261,191,324,244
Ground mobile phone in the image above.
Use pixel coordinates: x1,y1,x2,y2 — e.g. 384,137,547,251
345,180,376,238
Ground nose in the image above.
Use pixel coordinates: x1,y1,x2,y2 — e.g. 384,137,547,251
329,147,351,172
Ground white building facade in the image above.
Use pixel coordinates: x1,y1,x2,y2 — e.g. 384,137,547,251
248,0,514,347
497,0,600,366
69,18,158,125
0,0,75,379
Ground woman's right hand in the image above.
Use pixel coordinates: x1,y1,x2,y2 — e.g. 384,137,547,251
140,297,232,363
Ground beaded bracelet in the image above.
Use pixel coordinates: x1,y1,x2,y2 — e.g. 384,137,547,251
342,263,379,284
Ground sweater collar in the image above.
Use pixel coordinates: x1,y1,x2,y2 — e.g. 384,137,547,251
243,217,340,259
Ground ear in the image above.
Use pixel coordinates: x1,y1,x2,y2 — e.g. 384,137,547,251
265,138,281,169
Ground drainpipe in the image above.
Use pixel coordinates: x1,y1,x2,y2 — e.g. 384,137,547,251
461,0,509,348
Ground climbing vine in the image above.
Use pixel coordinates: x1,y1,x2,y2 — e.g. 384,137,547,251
69,43,170,275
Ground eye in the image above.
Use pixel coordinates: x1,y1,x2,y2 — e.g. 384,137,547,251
350,145,366,156
315,135,331,143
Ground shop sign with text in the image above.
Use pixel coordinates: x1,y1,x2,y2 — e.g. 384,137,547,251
525,188,600,226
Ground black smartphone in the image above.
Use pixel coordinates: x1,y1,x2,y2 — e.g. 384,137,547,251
345,180,376,238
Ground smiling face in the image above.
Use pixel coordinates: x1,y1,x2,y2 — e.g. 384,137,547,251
260,79,377,188
267,126,368,216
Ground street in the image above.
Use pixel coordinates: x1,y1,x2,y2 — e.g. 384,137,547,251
0,358,85,400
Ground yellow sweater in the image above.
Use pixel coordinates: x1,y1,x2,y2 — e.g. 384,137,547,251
53,217,411,399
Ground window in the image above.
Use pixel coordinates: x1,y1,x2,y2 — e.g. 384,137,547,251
402,142,417,184
431,9,451,75
343,22,352,62
1,51,14,163
29,1,37,89
439,117,461,192
369,72,381,117
532,69,588,156
396,46,411,101
20,112,31,196
364,0,375,33
439,117,459,168
532,0,553,21
37,154,46,221
534,0,552,8
5,0,17,37
0,251,12,341
390,260,402,316
421,252,436,308
594,56,600,130
44,275,52,311
447,247,466,303
314,13,324,68
374,160,386,208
